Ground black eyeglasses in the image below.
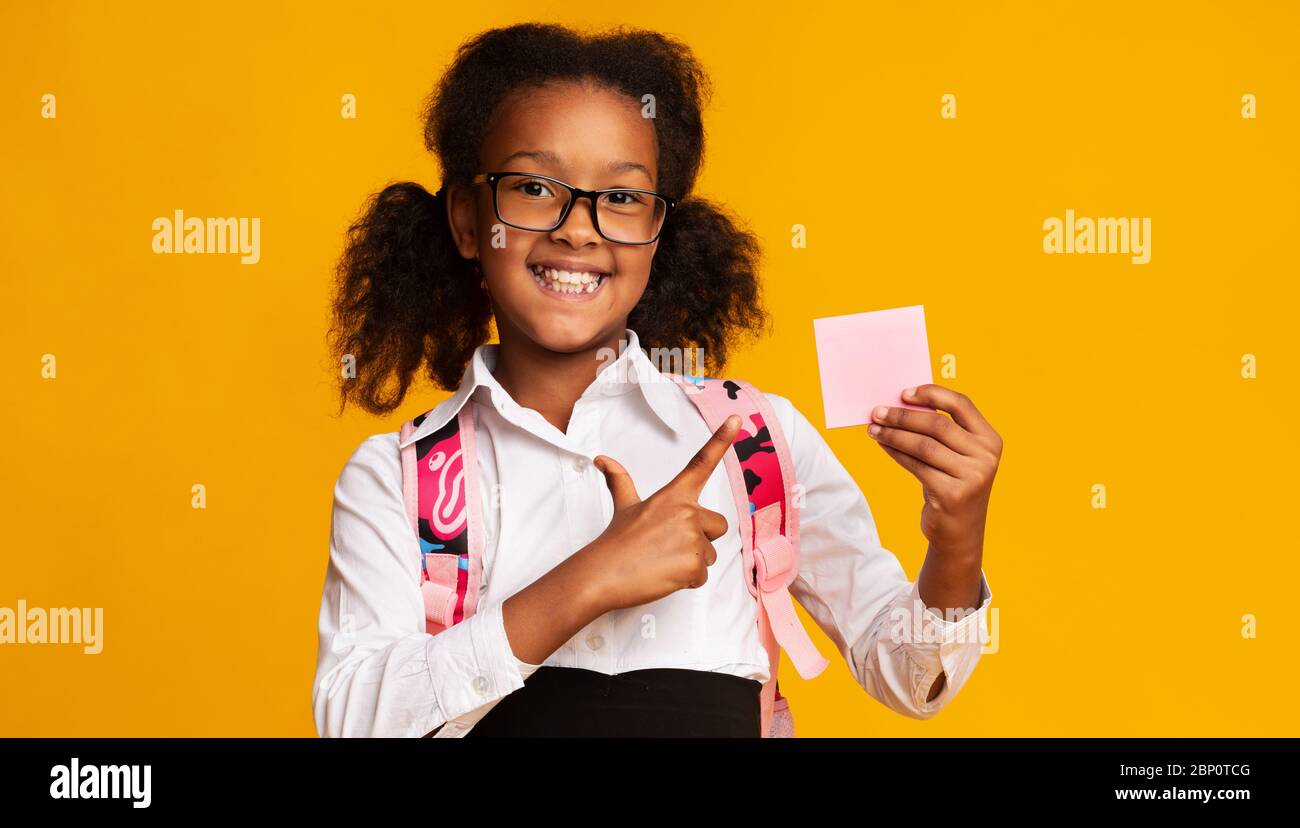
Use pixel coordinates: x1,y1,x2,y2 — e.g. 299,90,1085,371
471,171,675,245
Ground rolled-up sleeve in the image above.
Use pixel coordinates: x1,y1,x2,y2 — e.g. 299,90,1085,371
764,393,994,720
312,434,536,737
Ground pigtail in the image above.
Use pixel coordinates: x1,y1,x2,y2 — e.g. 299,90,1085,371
329,182,492,415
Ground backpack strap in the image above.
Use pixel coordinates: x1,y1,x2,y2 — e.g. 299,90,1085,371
398,406,486,635
665,373,831,737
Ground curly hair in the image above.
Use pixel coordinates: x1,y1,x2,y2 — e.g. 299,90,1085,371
330,22,771,415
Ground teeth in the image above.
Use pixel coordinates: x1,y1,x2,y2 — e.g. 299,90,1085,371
529,265,607,294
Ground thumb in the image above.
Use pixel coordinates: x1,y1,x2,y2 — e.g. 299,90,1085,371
594,454,641,510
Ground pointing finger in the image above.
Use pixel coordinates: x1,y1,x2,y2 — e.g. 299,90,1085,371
666,414,741,499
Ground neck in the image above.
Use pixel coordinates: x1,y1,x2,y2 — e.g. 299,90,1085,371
490,320,631,434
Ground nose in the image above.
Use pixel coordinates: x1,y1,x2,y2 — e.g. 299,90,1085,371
549,193,602,246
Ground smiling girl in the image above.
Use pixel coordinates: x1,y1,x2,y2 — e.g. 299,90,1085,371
313,22,1001,738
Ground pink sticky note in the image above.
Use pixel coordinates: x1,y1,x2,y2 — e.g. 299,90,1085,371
812,304,935,429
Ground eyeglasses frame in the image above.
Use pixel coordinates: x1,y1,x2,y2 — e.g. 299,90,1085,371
470,171,676,245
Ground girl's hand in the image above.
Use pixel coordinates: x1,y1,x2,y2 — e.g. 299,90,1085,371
868,384,1002,556
579,415,742,614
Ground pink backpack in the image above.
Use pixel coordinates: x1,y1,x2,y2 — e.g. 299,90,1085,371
398,373,830,737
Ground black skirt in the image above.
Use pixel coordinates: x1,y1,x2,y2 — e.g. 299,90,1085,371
464,665,763,737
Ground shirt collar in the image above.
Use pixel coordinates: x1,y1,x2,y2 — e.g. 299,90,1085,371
397,327,683,448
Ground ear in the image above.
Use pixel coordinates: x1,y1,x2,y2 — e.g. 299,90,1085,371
445,183,480,261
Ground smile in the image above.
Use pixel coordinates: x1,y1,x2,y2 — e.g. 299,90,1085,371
527,264,610,302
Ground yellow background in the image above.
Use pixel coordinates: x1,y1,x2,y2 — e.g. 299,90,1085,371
2,0,1296,736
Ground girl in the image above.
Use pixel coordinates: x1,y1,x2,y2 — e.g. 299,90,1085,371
314,22,1001,738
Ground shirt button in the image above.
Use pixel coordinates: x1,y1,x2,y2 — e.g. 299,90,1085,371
572,456,589,474
473,675,489,694
586,634,605,651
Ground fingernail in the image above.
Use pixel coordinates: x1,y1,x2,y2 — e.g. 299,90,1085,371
868,424,881,436
903,387,915,398
873,405,889,421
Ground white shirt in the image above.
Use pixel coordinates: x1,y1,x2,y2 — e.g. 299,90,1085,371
313,327,993,737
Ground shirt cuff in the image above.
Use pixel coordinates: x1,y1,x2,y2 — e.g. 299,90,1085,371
893,569,993,715
919,569,993,638
426,600,532,736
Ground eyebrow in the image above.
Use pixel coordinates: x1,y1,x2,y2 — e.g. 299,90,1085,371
499,149,653,183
